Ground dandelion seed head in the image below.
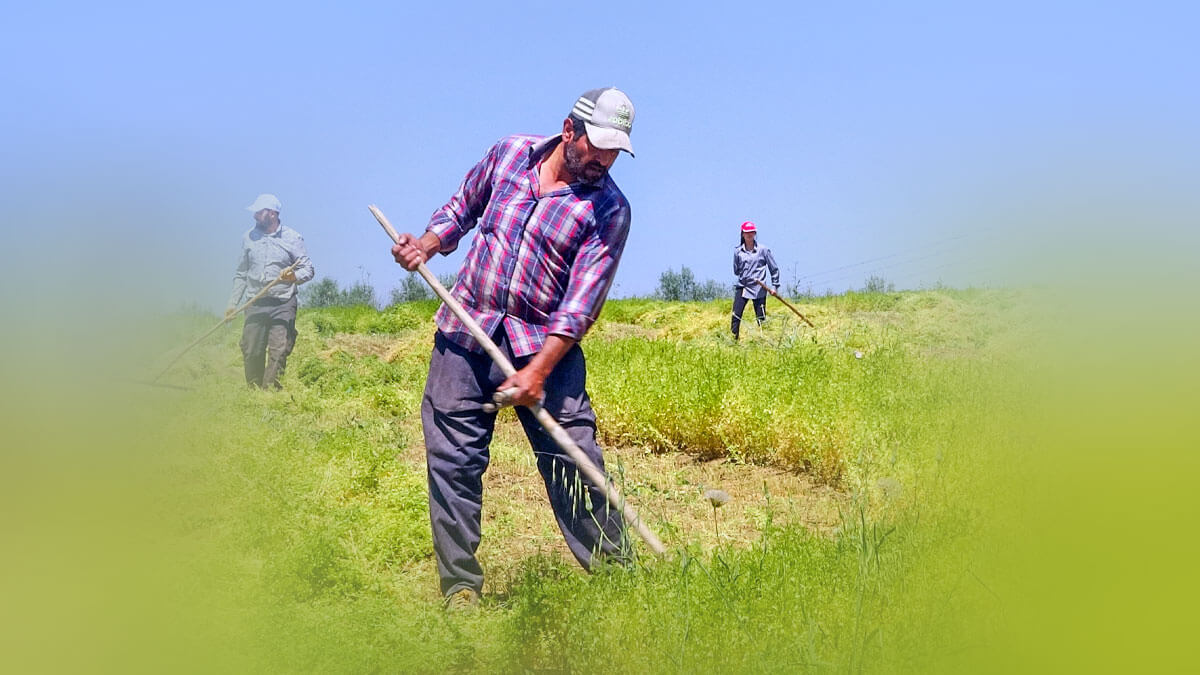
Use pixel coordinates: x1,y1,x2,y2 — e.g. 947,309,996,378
703,489,731,508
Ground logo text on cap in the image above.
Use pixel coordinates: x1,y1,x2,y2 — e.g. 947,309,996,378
608,105,632,131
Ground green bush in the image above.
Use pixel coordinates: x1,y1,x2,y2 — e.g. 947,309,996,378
655,266,728,301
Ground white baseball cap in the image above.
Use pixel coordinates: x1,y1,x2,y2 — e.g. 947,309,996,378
569,87,635,156
246,193,282,213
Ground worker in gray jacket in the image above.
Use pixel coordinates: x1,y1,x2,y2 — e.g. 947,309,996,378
226,193,314,388
731,220,780,340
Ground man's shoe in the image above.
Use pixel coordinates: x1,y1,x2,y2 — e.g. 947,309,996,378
444,588,480,611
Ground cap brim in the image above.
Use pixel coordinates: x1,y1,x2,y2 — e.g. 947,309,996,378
584,122,635,157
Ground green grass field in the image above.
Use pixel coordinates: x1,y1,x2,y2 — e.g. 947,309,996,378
16,286,1191,672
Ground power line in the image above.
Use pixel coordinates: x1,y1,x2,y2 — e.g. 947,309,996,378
792,232,976,285
785,230,1009,292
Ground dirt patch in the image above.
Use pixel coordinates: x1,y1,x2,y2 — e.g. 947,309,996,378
467,418,846,594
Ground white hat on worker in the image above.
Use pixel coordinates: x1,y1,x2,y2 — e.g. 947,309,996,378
569,87,636,156
246,193,282,213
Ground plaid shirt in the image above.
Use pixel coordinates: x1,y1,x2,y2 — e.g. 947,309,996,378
426,134,631,357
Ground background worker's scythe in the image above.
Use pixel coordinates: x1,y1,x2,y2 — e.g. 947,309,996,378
151,260,301,384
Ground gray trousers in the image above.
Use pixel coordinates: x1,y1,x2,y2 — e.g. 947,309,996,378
240,306,297,389
422,329,627,597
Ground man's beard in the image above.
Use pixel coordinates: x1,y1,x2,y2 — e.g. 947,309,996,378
564,139,607,184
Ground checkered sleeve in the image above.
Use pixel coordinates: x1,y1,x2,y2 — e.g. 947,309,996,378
426,141,500,254
547,200,631,340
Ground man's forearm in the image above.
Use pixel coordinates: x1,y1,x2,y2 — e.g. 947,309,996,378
526,334,576,380
418,231,443,260
498,334,577,407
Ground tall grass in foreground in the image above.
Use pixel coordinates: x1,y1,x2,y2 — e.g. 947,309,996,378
3,289,1057,672
135,376,1011,672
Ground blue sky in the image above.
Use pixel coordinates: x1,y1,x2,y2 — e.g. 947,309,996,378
2,1,1197,309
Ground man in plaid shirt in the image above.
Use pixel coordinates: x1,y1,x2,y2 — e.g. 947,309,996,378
391,87,636,607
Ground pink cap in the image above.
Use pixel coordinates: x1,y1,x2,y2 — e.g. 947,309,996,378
741,221,757,233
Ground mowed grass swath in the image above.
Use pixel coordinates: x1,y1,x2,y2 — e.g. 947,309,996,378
2,288,1037,672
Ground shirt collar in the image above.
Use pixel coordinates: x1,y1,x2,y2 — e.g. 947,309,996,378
529,134,563,166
